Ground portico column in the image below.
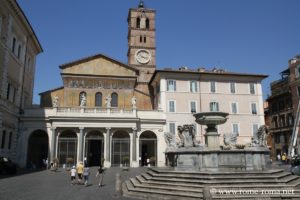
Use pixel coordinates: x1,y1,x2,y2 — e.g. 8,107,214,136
50,127,56,162
77,127,84,163
105,128,111,162
131,127,138,167
132,128,137,162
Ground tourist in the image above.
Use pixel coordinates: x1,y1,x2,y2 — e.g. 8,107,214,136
70,166,76,185
76,161,84,184
277,153,281,161
83,165,90,186
96,164,104,187
281,153,287,164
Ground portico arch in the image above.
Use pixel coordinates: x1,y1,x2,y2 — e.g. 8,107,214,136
84,130,104,166
57,130,77,167
27,130,49,169
139,131,157,166
112,130,130,167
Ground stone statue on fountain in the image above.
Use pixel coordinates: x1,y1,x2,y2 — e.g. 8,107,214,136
177,124,200,148
248,125,269,148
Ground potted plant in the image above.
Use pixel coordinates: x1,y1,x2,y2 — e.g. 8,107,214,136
66,157,74,171
122,156,130,170
149,156,156,166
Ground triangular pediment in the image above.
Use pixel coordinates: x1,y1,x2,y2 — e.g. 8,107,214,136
60,54,137,77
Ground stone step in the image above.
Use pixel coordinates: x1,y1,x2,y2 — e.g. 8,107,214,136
211,194,300,200
151,168,284,176
124,180,203,200
136,175,205,189
131,177,203,194
278,175,300,183
148,169,291,180
143,172,297,185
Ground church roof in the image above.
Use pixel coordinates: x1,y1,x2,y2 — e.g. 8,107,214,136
59,53,138,72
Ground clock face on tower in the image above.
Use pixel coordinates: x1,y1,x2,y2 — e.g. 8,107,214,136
135,49,151,64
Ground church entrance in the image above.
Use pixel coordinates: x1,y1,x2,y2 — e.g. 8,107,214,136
57,130,77,167
139,131,157,166
85,131,104,167
27,130,49,169
112,131,130,167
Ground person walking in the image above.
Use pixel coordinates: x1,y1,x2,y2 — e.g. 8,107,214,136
83,165,90,186
281,153,287,164
70,166,76,185
76,161,84,184
96,165,104,187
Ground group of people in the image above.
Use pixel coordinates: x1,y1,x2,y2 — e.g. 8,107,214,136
70,161,104,187
277,153,289,164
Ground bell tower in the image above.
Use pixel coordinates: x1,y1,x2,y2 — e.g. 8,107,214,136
127,1,156,83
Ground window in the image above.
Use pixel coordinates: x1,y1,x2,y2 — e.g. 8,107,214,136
252,124,259,136
279,115,286,127
140,36,142,43
95,92,102,107
0,17,2,36
169,123,176,134
12,37,16,53
288,113,293,126
6,83,10,100
190,81,198,92
168,100,175,112
272,116,278,128
275,134,280,144
8,132,12,150
146,18,150,29
111,93,118,107
297,86,300,96
210,102,219,112
231,102,237,114
17,44,22,58
249,83,255,94
190,101,196,113
210,81,216,93
296,65,300,78
167,80,176,91
251,103,257,115
230,82,236,93
232,124,239,136
144,36,146,43
136,17,140,28
1,130,6,149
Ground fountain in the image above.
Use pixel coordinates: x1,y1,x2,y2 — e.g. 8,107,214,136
165,111,270,171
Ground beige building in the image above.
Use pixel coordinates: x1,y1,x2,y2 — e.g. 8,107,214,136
150,68,267,145
0,0,42,162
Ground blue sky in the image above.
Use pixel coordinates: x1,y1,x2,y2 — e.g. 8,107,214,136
18,0,300,104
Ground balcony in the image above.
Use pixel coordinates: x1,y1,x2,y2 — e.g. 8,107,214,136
22,107,165,121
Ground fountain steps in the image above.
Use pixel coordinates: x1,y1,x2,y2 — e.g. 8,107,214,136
123,168,300,200
147,169,292,180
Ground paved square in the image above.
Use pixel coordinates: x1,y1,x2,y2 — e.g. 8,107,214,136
0,167,146,200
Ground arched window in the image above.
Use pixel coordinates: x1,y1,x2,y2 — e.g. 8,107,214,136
79,91,87,106
136,17,140,28
111,93,118,107
146,18,150,29
95,92,102,107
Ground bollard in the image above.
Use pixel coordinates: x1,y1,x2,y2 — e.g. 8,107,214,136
115,173,121,195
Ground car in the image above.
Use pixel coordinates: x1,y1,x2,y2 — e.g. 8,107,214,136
0,156,17,175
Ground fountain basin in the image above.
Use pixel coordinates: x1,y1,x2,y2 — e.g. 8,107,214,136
194,112,229,125
166,148,270,172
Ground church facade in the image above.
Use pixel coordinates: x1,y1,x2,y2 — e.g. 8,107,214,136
17,2,267,169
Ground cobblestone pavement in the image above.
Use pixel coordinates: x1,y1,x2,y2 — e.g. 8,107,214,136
0,167,148,200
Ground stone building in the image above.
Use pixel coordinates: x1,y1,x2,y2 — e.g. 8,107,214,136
0,0,42,162
17,2,268,169
265,68,293,160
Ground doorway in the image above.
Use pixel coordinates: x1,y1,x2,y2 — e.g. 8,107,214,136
139,131,157,166
87,140,102,166
27,130,49,169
